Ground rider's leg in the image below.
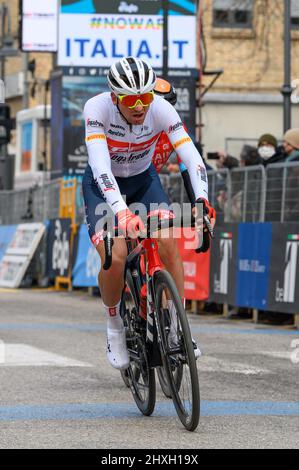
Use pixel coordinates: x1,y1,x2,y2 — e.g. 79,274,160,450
156,234,184,298
96,237,127,306
96,238,129,370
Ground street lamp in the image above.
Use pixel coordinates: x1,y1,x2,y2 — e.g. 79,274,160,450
281,0,292,132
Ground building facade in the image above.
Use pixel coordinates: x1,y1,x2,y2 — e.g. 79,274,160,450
201,0,299,158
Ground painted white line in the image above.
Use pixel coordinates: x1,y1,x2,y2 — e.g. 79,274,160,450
259,351,292,360
199,356,271,375
0,344,93,367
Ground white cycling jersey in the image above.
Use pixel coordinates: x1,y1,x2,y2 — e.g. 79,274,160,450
84,92,208,214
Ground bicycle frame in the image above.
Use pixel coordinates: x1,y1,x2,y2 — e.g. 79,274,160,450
126,236,165,366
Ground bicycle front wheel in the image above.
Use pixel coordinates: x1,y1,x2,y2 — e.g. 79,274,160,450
122,270,156,416
154,270,200,431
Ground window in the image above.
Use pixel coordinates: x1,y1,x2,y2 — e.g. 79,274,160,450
291,0,299,29
213,0,253,29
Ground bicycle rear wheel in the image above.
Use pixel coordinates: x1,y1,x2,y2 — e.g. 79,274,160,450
121,271,156,416
154,270,200,431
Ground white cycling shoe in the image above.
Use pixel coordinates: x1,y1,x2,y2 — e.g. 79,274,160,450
169,331,202,360
106,328,130,370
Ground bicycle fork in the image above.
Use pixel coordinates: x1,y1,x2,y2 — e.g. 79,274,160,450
145,262,162,368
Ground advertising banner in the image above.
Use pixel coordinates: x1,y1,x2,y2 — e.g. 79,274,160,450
46,219,72,279
21,0,59,52
58,0,197,69
209,225,238,305
0,225,17,262
62,76,109,176
21,122,33,172
72,224,101,287
0,223,45,288
267,223,299,313
235,223,272,310
177,229,210,301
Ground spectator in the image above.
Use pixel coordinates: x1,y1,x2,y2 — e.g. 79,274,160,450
240,145,262,166
283,128,299,162
216,150,239,170
257,134,278,163
283,128,299,221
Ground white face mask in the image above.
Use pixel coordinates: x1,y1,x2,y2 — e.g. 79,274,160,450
258,146,276,159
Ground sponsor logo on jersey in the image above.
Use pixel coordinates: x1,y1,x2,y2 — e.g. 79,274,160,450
136,131,153,139
168,122,184,134
111,155,127,164
110,123,126,131
127,149,150,162
86,134,106,142
108,129,125,137
197,165,207,182
87,119,104,128
107,133,160,154
173,137,191,149
99,173,116,191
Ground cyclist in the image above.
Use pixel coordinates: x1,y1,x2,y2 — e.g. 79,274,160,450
83,57,216,370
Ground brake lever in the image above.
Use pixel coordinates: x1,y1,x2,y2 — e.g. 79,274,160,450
203,213,214,239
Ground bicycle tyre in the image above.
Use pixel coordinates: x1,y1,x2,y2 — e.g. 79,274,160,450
154,270,200,431
122,270,156,416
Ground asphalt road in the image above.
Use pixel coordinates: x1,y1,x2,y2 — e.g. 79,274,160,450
0,289,298,449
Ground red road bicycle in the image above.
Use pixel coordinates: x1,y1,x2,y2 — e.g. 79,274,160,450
103,211,213,432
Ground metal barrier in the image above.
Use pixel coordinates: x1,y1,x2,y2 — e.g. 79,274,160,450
265,162,299,222
0,179,61,225
159,163,299,223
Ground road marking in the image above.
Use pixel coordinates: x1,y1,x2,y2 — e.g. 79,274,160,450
259,351,293,360
0,401,298,421
0,323,105,332
0,344,93,367
199,356,271,375
0,322,297,336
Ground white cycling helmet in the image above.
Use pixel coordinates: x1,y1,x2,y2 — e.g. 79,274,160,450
107,57,156,95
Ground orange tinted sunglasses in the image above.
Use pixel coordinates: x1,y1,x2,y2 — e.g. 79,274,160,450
117,92,154,108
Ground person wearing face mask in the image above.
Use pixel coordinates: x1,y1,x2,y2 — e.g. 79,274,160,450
257,134,278,163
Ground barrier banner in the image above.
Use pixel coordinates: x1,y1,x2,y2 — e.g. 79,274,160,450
72,224,101,287
46,219,72,279
267,223,299,313
0,223,45,288
236,223,272,310
209,224,238,305
177,229,210,301
0,225,17,261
